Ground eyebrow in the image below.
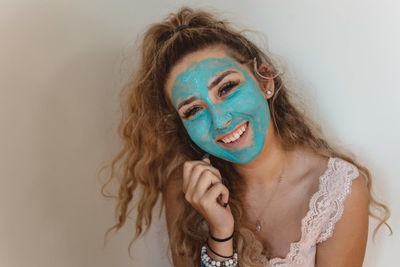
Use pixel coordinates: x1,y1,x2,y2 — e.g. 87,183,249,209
208,69,238,90
177,96,198,110
177,69,238,110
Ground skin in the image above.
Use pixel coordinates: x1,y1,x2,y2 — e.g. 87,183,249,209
164,44,369,266
164,44,285,192
171,55,270,164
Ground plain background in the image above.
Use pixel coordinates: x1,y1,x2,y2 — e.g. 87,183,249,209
1,0,399,266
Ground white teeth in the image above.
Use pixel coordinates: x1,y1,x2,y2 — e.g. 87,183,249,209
220,122,248,144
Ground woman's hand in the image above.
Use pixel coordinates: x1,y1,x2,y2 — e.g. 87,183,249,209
182,155,234,237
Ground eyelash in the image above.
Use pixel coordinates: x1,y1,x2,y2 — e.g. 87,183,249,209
183,106,202,119
218,80,239,97
182,80,240,119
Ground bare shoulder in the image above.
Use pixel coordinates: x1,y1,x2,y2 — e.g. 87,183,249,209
316,166,369,267
288,149,331,190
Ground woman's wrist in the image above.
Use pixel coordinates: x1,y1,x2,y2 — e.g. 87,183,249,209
209,225,234,239
200,228,237,266
209,231,234,242
206,236,234,262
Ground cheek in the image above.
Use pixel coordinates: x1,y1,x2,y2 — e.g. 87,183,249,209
184,116,212,144
225,85,264,114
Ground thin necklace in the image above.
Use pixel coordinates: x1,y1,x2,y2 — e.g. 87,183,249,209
252,175,283,232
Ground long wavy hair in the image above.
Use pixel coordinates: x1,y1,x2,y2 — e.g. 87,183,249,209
100,6,392,266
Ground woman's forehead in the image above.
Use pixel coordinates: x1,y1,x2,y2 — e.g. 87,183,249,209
173,56,239,88
171,56,242,107
165,46,235,96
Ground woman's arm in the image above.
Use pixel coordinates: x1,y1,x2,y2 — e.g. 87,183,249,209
164,176,195,267
316,174,369,267
165,156,235,266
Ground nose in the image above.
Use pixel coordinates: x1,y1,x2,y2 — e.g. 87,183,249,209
210,108,232,130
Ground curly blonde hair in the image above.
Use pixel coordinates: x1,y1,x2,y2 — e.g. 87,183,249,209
100,6,392,266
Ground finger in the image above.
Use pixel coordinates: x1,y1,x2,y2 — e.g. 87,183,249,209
200,156,222,180
202,157,210,164
182,160,221,195
186,163,222,198
191,169,221,202
201,182,230,207
193,162,222,180
207,182,230,205
186,163,211,199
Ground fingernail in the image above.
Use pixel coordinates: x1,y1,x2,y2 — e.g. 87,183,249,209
202,153,210,160
223,202,228,208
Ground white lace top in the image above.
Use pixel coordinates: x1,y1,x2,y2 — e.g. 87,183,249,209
258,157,360,267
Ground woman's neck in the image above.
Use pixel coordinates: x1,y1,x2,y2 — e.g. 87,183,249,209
233,124,293,194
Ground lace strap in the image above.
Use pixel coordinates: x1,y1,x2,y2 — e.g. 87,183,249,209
259,158,361,266
315,158,360,243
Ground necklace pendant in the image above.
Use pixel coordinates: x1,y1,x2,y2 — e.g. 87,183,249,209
256,224,261,231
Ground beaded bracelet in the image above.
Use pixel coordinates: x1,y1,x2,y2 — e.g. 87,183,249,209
200,245,238,267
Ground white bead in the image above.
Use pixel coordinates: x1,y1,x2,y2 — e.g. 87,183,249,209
216,262,221,266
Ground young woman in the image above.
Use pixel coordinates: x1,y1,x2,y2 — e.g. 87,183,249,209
101,6,391,267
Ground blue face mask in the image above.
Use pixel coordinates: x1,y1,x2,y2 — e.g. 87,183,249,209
171,55,270,164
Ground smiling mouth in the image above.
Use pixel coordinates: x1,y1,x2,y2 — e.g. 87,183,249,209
217,121,249,144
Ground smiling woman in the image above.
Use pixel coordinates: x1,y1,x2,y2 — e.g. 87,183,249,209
166,52,271,164
100,6,392,267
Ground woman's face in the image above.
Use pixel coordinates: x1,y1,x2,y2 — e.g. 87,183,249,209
164,46,272,164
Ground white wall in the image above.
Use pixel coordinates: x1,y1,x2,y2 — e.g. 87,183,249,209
0,0,398,266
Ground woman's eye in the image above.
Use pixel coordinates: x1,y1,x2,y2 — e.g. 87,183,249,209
218,81,239,97
183,106,202,119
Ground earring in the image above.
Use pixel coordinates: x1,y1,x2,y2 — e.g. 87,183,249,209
266,90,272,95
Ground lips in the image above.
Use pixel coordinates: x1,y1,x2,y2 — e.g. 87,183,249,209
215,121,248,142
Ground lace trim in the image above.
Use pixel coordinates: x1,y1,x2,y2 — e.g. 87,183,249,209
258,157,359,266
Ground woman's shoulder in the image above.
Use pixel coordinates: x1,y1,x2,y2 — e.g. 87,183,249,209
293,154,368,264
305,153,363,200
321,157,362,198
309,156,368,243
290,149,361,189
327,156,360,178
286,149,330,191
288,150,365,219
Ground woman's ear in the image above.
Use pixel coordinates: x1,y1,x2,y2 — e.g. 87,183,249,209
257,63,275,99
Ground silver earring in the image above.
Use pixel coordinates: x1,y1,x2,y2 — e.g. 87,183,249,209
266,90,272,95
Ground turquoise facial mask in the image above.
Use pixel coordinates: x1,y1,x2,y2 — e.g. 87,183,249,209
171,55,270,164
